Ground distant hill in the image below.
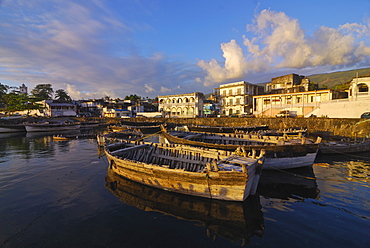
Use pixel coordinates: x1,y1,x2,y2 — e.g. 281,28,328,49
255,67,370,89
307,67,370,89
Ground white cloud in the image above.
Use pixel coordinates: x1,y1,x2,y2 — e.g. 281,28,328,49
160,86,172,93
144,84,155,93
197,9,370,86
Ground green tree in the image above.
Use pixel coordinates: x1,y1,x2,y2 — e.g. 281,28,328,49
31,84,54,100
2,93,28,112
55,89,72,101
0,83,9,108
124,94,141,101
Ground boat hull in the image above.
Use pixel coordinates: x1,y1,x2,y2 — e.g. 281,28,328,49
0,124,26,133
24,123,81,132
161,128,318,170
319,141,370,154
105,143,263,201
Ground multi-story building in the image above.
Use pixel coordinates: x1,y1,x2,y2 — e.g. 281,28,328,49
158,92,204,118
253,89,334,117
39,100,77,117
266,74,314,94
252,73,351,117
217,81,263,116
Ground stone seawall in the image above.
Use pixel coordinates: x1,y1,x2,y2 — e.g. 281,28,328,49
160,117,370,140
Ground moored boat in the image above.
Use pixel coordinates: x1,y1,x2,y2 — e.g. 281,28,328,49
186,125,269,133
97,129,144,146
80,121,100,128
110,125,161,134
0,123,26,133
318,139,370,154
160,126,320,170
24,121,81,132
104,141,265,201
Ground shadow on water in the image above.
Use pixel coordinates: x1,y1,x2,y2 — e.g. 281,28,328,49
105,169,264,246
257,166,320,200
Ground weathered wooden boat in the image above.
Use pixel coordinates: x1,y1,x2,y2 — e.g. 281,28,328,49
24,121,81,132
97,129,144,146
105,170,264,244
161,127,320,170
318,139,370,154
120,120,164,126
0,123,26,133
104,141,265,201
186,125,269,133
110,125,161,134
80,121,100,128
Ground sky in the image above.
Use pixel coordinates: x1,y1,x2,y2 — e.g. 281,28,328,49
1,0,370,100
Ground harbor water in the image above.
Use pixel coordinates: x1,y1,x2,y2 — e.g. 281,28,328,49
0,130,369,247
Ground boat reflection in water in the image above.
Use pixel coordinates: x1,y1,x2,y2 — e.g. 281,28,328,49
105,169,264,245
257,166,320,200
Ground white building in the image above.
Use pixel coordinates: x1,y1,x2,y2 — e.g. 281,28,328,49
217,81,263,116
253,76,370,118
158,92,204,118
39,100,77,117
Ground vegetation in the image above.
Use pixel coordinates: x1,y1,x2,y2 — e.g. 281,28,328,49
30,84,54,100
55,89,72,101
124,94,141,101
307,68,370,89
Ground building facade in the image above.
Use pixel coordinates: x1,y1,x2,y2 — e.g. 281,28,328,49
158,92,204,118
348,76,370,99
217,81,263,116
40,100,77,117
266,74,312,94
253,89,333,117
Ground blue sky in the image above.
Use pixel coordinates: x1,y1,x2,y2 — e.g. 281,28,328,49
1,0,369,99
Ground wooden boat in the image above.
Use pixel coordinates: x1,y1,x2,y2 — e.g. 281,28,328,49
24,121,81,132
110,125,161,134
0,123,26,133
105,170,264,243
104,141,265,201
80,121,100,128
186,125,269,133
160,127,320,170
318,139,370,154
120,120,163,126
97,129,143,146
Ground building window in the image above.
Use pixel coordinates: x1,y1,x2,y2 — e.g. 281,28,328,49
236,98,240,105
229,99,233,105
229,89,232,95
237,88,241,95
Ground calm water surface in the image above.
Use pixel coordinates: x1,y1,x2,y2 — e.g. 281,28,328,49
0,130,369,248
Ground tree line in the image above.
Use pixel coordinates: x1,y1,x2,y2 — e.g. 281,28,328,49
0,83,151,114
0,83,73,113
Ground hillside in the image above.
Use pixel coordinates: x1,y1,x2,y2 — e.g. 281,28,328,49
307,67,370,89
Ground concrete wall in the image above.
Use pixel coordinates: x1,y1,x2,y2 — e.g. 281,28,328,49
311,98,370,118
161,117,370,140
